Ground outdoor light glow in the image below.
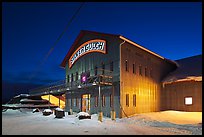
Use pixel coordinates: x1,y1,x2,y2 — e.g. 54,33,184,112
82,76,86,82
78,85,81,88
41,94,65,109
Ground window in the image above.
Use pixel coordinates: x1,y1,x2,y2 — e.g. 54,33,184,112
102,63,105,75
150,68,153,78
133,63,136,74
185,97,192,105
139,65,142,76
76,72,78,81
110,61,113,72
126,94,129,107
110,94,113,107
94,66,98,76
71,73,74,82
145,67,147,77
67,75,70,83
72,98,76,107
95,96,98,107
133,94,136,107
125,60,128,72
102,94,106,107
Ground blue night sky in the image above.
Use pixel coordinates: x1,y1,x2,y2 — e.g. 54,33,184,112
2,2,202,102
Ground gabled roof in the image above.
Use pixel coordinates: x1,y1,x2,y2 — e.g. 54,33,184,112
60,30,119,68
162,54,202,84
60,30,177,68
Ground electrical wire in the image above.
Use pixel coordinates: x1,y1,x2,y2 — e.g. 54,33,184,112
29,2,85,81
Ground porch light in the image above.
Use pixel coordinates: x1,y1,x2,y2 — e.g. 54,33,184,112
66,87,70,90
78,85,81,88
92,81,97,86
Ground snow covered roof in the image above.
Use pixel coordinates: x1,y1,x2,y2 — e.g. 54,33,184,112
162,54,202,84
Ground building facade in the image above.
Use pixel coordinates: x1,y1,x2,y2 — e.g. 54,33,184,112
29,30,202,118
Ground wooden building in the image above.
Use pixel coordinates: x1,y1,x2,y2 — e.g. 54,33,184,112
29,30,202,119
161,55,202,112
60,30,177,118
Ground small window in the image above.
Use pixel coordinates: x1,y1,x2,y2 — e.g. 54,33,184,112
139,65,142,76
70,98,74,107
110,61,113,72
76,72,78,81
95,96,98,107
133,94,136,107
150,68,153,78
185,97,192,105
125,60,128,72
94,66,98,76
126,94,129,107
102,94,106,107
145,67,147,77
67,75,70,83
71,73,74,82
133,63,135,74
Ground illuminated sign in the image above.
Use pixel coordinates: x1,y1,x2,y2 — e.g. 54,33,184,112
81,72,90,83
69,39,106,68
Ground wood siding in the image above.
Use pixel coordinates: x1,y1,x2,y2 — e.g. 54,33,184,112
161,81,202,112
120,40,177,118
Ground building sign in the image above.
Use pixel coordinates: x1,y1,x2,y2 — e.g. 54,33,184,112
69,39,106,68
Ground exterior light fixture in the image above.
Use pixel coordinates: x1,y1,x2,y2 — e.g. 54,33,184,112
78,85,81,88
92,81,97,86
58,89,60,92
66,87,70,90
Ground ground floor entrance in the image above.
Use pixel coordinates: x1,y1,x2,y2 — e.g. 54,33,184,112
81,94,90,113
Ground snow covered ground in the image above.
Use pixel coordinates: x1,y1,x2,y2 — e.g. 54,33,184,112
2,109,202,135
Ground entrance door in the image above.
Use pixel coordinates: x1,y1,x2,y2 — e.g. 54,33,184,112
81,94,90,112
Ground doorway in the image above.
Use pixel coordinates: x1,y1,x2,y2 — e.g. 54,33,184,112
81,94,90,112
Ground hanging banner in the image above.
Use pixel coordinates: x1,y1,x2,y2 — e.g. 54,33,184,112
69,39,106,68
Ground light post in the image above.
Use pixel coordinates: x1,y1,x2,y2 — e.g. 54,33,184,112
98,76,103,122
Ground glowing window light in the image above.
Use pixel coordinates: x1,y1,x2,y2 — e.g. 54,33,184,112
185,97,192,105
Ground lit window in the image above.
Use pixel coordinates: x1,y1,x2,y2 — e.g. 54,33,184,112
185,97,192,105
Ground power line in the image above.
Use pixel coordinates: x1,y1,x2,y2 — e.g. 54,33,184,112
29,2,85,81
